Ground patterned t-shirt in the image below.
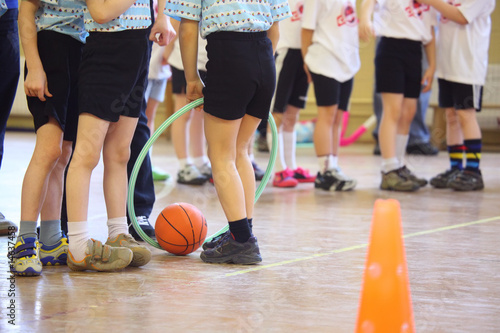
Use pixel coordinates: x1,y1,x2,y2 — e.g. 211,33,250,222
165,0,291,38
0,0,17,17
81,0,152,32
36,0,87,43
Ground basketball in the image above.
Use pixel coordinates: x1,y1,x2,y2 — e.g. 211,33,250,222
155,202,207,255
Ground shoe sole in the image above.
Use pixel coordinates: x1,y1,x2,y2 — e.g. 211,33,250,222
40,253,67,266
449,184,484,191
200,252,262,265
295,178,316,183
177,178,207,185
11,266,42,276
380,183,420,192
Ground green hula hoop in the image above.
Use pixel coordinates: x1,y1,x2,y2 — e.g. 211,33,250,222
127,98,278,249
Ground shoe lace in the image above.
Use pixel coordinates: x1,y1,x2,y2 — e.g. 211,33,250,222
136,216,149,226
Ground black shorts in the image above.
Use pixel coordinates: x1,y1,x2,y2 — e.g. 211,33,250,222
204,31,275,120
438,78,483,112
78,29,151,122
272,48,309,113
375,37,422,99
26,31,82,142
310,72,353,110
171,66,207,94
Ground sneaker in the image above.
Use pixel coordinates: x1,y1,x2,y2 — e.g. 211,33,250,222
202,230,231,250
67,239,133,272
0,212,17,236
399,165,428,187
256,134,269,152
177,164,207,185
273,169,298,188
430,168,461,189
10,236,43,276
40,234,68,266
198,162,212,179
314,168,357,191
406,142,439,155
380,168,420,192
200,235,262,264
293,167,316,183
152,166,170,181
448,170,484,191
106,233,151,267
252,161,265,181
128,216,155,241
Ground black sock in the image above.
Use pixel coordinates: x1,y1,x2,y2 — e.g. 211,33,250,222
228,218,251,243
248,218,253,232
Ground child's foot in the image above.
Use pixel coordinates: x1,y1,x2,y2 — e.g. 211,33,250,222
448,170,484,191
40,234,68,266
315,168,357,191
200,235,262,265
10,235,42,276
430,168,461,188
380,169,419,192
202,230,231,251
273,169,298,188
252,161,265,181
67,239,133,272
292,167,316,183
106,233,151,267
399,165,428,187
177,164,207,185
152,166,170,181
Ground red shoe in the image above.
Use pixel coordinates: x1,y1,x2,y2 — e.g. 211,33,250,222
273,169,298,188
293,167,316,183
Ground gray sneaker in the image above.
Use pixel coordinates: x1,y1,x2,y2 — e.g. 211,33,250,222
177,164,207,185
202,230,230,251
430,168,461,188
448,170,484,191
380,169,420,192
314,167,357,191
400,166,428,187
67,239,133,272
200,235,262,265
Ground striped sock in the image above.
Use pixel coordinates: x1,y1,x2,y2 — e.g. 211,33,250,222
464,139,482,173
448,144,465,170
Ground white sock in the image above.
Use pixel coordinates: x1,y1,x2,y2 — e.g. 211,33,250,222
193,156,209,168
68,221,90,261
283,131,297,170
382,157,400,173
179,158,192,168
276,131,286,172
107,216,128,239
318,155,329,173
328,155,338,170
396,134,409,168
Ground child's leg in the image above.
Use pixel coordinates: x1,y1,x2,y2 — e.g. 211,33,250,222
189,108,206,160
396,97,418,166
282,105,300,170
269,111,285,171
456,108,482,172
331,109,344,157
379,93,404,169
145,97,161,136
313,105,337,172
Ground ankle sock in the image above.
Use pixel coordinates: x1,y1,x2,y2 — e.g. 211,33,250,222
40,219,63,245
228,218,251,243
68,221,90,261
107,216,128,239
448,144,465,170
18,220,37,241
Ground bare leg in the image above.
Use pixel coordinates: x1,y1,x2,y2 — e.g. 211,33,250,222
445,108,464,145
331,109,344,157
189,108,206,159
171,93,192,161
379,93,404,159
313,104,338,157
145,97,161,136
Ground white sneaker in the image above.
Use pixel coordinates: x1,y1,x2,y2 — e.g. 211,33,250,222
177,164,207,185
198,163,212,179
314,167,357,191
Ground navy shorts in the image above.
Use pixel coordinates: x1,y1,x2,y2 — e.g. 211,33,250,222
26,31,82,142
438,78,483,112
310,72,353,110
204,31,276,120
78,29,151,122
273,48,309,113
375,37,422,99
171,65,207,94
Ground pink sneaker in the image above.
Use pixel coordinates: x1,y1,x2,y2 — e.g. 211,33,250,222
293,167,316,183
273,169,298,188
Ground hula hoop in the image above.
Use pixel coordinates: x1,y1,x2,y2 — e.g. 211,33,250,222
127,98,278,249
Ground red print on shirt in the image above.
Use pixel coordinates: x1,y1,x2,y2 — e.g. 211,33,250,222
290,0,304,22
405,0,430,19
337,2,357,27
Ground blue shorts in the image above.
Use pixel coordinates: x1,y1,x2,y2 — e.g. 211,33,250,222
145,78,167,102
204,31,275,120
310,72,353,111
438,78,483,112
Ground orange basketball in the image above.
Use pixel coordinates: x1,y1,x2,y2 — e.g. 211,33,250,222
155,202,207,255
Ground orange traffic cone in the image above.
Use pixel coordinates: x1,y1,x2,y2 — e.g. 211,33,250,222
355,199,415,333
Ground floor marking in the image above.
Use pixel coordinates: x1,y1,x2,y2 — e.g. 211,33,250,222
226,215,500,277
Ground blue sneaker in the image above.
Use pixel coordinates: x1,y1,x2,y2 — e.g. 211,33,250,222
10,236,42,276
40,235,68,266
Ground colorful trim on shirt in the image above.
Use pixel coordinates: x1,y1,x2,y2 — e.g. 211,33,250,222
36,0,87,43
82,0,152,32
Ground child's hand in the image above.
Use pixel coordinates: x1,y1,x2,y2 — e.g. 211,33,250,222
186,79,204,111
415,0,431,4
150,13,176,46
24,67,52,102
421,67,435,93
358,18,375,42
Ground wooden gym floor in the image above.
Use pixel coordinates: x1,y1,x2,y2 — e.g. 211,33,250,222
1,131,499,332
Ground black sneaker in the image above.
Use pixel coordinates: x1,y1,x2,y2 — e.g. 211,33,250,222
406,142,439,155
200,235,262,264
314,168,356,191
252,161,265,181
448,170,484,191
128,216,155,241
399,166,428,187
430,168,461,188
202,230,230,250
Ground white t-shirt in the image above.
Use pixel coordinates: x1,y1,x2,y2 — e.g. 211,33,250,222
148,43,172,80
302,0,360,82
276,0,303,52
374,0,437,45
436,0,495,85
168,37,208,71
